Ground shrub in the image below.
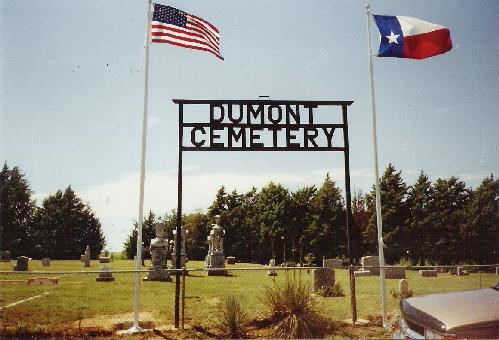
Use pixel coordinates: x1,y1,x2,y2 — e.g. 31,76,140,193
317,282,345,297
215,294,249,338
262,274,330,338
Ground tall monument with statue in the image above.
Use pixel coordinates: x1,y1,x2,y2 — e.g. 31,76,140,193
205,215,226,276
171,226,188,269
143,223,171,281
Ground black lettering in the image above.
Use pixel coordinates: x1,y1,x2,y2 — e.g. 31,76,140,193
285,105,300,124
228,104,244,124
247,104,264,124
304,127,319,148
268,105,283,125
267,126,282,147
228,127,246,148
303,104,317,124
210,104,225,124
249,127,264,148
191,126,206,147
322,127,335,147
286,127,300,148
210,127,224,148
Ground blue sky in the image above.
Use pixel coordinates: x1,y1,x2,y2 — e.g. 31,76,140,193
1,1,498,251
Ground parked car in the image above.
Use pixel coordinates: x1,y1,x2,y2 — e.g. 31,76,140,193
395,283,499,339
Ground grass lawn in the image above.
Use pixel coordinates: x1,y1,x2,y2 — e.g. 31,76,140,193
0,259,496,337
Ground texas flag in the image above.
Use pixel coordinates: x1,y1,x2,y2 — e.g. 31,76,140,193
373,15,452,59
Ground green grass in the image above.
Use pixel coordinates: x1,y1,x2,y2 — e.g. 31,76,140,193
0,260,497,334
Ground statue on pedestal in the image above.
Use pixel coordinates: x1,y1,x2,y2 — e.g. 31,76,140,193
171,226,188,269
206,215,226,276
143,223,171,281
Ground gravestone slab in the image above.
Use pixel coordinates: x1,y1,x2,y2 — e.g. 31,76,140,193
0,251,10,262
323,258,343,268
226,256,236,264
419,269,437,277
99,257,110,264
13,256,29,271
457,267,469,276
354,270,371,277
385,267,405,279
27,277,58,286
449,267,457,275
42,258,50,267
96,265,115,282
313,268,335,292
206,216,227,276
144,223,171,282
360,256,379,275
496,267,499,275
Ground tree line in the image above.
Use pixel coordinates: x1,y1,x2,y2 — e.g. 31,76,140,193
124,164,498,266
0,163,105,259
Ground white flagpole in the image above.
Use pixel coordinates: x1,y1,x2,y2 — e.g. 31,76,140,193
128,0,153,334
365,4,388,328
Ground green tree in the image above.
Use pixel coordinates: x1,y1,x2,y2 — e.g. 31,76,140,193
465,175,498,264
184,211,209,260
365,164,408,264
34,186,105,259
254,182,291,263
0,163,35,257
308,173,345,262
123,211,157,260
425,177,471,264
352,190,369,258
289,186,317,263
405,171,433,264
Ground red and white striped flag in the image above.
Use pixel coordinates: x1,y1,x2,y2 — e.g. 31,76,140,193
151,3,223,60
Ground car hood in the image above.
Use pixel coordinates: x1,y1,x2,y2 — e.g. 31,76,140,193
401,288,499,331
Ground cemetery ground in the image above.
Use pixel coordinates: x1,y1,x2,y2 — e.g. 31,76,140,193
0,260,496,338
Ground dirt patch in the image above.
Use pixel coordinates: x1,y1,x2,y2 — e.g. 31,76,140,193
68,312,158,332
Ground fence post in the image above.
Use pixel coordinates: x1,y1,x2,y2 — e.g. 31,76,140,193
182,266,186,329
349,264,357,324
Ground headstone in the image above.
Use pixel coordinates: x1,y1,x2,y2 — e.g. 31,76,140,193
82,246,90,267
0,251,10,262
419,269,437,277
313,268,335,292
360,256,380,275
13,256,29,271
449,267,457,275
171,226,189,269
323,258,343,268
354,270,371,277
385,267,406,279
27,277,58,286
206,215,227,276
267,258,277,276
226,256,236,265
42,258,50,267
96,265,115,282
80,255,85,262
399,279,409,298
496,267,499,275
99,257,110,264
282,261,296,267
144,223,171,281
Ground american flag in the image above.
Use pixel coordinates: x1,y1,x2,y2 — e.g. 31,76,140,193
151,3,223,60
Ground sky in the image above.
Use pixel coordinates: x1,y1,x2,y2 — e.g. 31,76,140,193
1,1,498,251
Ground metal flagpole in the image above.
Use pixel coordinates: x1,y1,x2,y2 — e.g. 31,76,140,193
365,4,388,328
128,0,153,334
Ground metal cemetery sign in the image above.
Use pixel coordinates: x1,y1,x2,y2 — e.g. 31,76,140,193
171,98,356,327
174,99,353,151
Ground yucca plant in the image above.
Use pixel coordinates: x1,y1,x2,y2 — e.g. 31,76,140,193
262,274,329,338
215,294,249,338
